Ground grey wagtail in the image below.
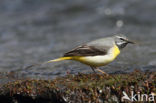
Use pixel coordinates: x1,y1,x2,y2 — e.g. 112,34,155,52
26,34,135,75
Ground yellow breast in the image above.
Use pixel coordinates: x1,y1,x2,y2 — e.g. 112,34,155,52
71,45,120,67
113,45,120,59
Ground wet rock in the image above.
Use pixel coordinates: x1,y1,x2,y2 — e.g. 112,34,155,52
0,70,155,103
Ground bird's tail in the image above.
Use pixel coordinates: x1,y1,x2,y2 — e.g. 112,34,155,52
43,57,72,64
25,57,72,69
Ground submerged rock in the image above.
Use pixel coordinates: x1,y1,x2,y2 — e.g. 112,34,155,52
0,70,155,103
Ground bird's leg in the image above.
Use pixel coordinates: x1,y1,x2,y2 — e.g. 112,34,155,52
90,66,96,73
95,67,109,76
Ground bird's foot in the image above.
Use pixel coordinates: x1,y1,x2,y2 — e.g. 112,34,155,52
96,68,109,76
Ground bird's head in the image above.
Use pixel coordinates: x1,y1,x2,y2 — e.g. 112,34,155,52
114,34,135,49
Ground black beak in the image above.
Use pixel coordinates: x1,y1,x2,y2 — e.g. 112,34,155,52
127,40,135,44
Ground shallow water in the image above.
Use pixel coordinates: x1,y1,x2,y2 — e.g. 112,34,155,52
0,0,156,84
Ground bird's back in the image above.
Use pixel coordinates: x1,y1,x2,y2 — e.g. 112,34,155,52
87,36,115,50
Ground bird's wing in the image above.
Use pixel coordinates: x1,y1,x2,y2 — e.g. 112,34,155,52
63,44,108,56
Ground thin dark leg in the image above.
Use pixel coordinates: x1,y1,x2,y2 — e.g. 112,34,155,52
90,66,96,73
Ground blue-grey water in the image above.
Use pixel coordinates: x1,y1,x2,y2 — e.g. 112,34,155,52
0,0,156,84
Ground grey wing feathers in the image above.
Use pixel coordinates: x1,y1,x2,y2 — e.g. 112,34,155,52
63,45,107,56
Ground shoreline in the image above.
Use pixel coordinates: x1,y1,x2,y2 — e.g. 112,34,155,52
0,70,155,103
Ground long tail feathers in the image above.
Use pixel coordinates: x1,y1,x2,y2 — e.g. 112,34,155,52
25,57,72,69
43,57,72,64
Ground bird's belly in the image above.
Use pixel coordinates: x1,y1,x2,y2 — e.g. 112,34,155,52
76,55,115,66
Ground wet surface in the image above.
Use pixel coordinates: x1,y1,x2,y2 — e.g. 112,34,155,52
1,71,155,103
0,0,156,84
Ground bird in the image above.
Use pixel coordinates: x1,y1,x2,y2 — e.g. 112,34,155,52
26,34,135,75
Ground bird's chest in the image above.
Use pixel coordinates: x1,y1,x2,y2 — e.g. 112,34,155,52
112,45,120,59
